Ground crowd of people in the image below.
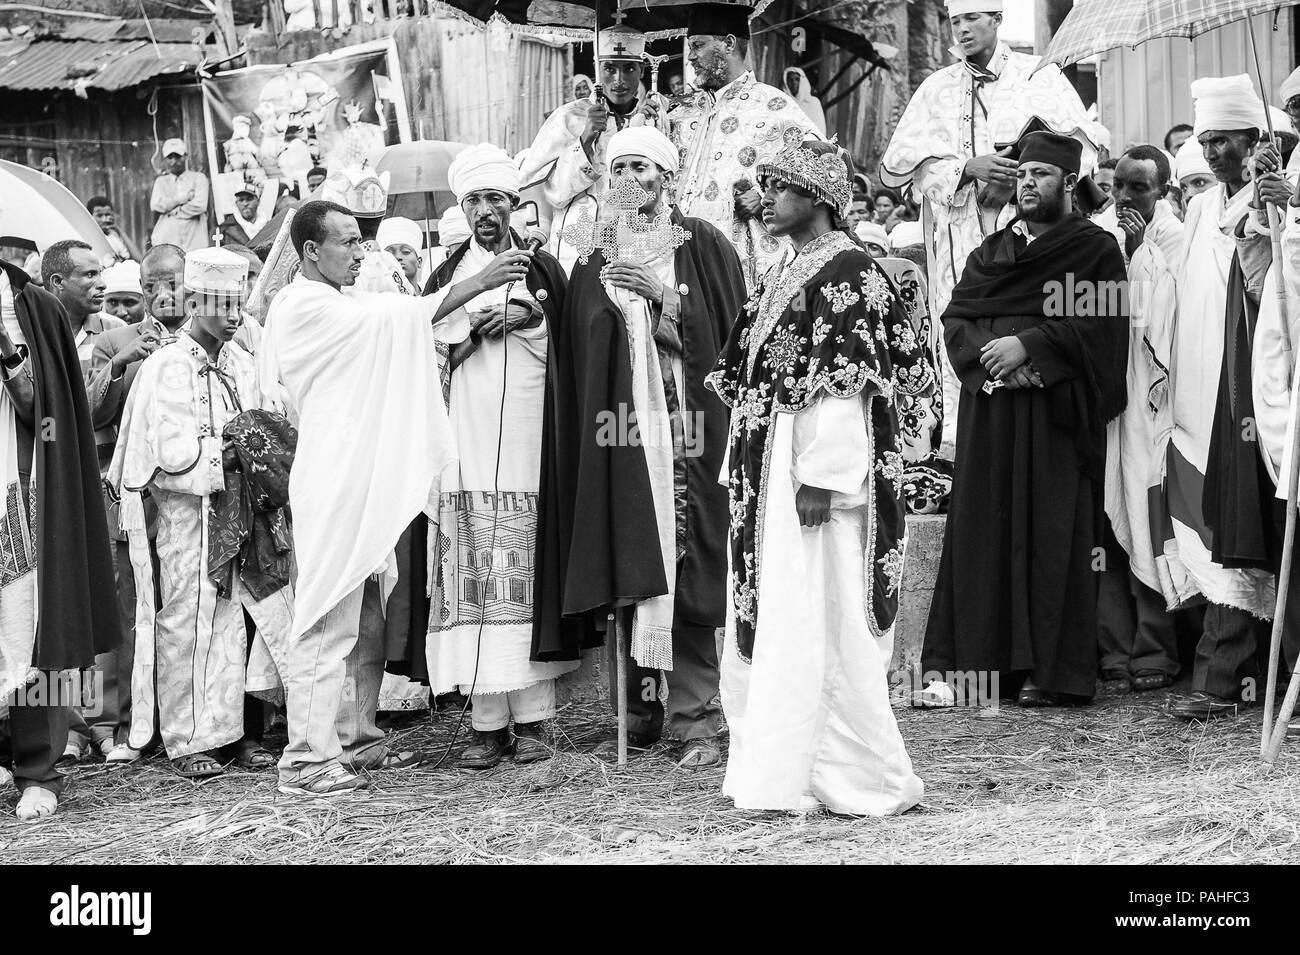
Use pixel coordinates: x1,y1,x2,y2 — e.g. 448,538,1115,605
2,0,1299,825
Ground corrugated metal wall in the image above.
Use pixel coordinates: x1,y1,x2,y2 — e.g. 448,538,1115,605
1098,9,1296,151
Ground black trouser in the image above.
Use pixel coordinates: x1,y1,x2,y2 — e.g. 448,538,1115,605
0,679,70,793
608,607,721,743
1096,523,1179,678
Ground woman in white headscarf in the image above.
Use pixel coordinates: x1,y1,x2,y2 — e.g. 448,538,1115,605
783,67,826,136
572,74,593,101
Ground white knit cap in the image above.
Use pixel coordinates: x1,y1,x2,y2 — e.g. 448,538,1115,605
102,260,143,297
438,206,470,248
1174,137,1213,183
376,216,423,252
855,220,889,249
448,143,521,203
607,126,680,174
185,246,249,295
1192,74,1267,136
947,0,1003,16
889,220,924,250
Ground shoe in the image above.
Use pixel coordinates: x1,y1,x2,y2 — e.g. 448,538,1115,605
1131,670,1174,693
435,691,470,712
910,680,957,708
15,786,57,821
592,731,659,761
277,765,369,798
105,744,142,765
676,737,721,770
1169,691,1240,721
456,728,511,770
1099,669,1131,694
1017,683,1058,707
56,740,84,767
95,739,115,758
512,721,552,764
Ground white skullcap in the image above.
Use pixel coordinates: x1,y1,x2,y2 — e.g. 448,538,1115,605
855,221,889,249
448,143,520,203
185,246,249,295
438,206,470,248
1281,65,1300,104
1192,74,1267,136
889,220,924,250
376,217,423,252
1174,137,1213,183
162,137,187,157
947,0,1003,16
607,126,680,174
102,260,143,297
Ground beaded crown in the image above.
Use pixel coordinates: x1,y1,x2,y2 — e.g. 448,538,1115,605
756,142,853,218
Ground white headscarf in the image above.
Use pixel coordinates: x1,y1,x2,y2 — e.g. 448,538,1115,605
1192,74,1267,136
607,127,680,174
448,143,521,204
1174,137,1213,183
438,206,471,248
783,67,827,136
376,217,423,252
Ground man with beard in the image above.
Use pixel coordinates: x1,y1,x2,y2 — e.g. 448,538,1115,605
658,3,819,289
1164,76,1275,721
706,138,922,811
1094,145,1190,693
541,127,745,768
880,1,1097,453
922,131,1129,708
522,24,662,272
420,145,577,769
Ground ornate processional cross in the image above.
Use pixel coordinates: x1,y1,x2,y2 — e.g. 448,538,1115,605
560,174,690,266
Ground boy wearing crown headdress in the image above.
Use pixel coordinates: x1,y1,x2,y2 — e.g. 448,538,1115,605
108,247,292,778
547,127,746,769
706,138,923,812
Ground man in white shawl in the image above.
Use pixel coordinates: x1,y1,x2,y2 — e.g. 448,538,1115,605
1094,145,1193,692
423,144,578,770
879,0,1097,452
258,199,467,796
1166,76,1276,721
107,247,290,778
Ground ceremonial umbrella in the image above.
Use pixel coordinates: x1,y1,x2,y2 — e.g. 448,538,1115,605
370,140,469,224
1041,0,1298,760
0,159,115,263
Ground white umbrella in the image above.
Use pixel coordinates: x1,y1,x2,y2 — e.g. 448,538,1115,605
0,159,115,262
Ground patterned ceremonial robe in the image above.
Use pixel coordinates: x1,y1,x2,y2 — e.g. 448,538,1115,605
879,42,1096,447
108,333,291,757
706,230,923,814
669,71,815,289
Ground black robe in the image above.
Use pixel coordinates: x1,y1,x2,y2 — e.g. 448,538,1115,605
921,215,1128,699
3,261,120,670
533,210,745,661
384,234,568,679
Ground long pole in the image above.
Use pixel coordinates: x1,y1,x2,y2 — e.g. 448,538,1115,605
615,607,629,765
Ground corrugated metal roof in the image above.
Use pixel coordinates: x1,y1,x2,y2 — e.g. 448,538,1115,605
55,19,215,44
0,35,205,91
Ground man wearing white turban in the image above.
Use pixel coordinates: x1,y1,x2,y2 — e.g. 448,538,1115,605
539,124,747,769
1163,75,1276,721
419,143,577,770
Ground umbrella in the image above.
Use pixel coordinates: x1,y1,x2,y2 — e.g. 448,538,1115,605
1041,0,1298,761
370,140,470,223
0,159,115,262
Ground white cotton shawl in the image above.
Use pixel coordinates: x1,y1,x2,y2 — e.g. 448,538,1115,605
258,276,458,639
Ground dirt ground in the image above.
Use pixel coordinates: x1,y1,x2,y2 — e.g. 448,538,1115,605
3,680,1299,864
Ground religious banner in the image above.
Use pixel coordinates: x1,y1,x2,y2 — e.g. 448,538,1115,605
200,39,412,218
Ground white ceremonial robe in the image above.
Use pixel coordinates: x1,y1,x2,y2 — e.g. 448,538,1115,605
258,276,458,640
1252,203,1300,487
108,333,290,757
1167,185,1275,615
880,42,1097,450
1099,201,1197,607
721,394,923,816
425,239,578,694
669,72,818,289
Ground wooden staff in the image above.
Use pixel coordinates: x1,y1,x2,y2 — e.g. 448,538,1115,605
614,605,629,765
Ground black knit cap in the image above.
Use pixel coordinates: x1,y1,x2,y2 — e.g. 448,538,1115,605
687,2,754,38
1015,130,1083,176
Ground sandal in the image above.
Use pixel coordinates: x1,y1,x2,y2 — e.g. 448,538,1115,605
172,752,224,778
230,741,277,771
1132,670,1173,692
677,738,721,770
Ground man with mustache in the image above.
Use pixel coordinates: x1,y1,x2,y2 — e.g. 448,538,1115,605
1163,76,1276,721
880,0,1097,456
521,24,661,272
421,144,577,770
1093,145,1190,694
107,248,291,778
922,131,1129,708
658,3,819,289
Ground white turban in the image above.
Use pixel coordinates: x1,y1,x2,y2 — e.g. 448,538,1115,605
607,127,680,175
1174,137,1213,183
448,143,520,204
855,221,889,250
889,220,924,250
1192,74,1267,136
376,216,423,252
947,0,1002,16
102,260,143,297
438,206,470,248
1270,106,1296,139
1281,65,1300,104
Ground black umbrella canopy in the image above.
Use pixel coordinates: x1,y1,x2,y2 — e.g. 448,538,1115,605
440,0,762,34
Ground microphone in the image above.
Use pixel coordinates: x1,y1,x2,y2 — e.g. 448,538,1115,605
523,227,548,254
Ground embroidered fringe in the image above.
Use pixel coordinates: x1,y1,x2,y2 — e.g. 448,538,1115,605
631,618,674,672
